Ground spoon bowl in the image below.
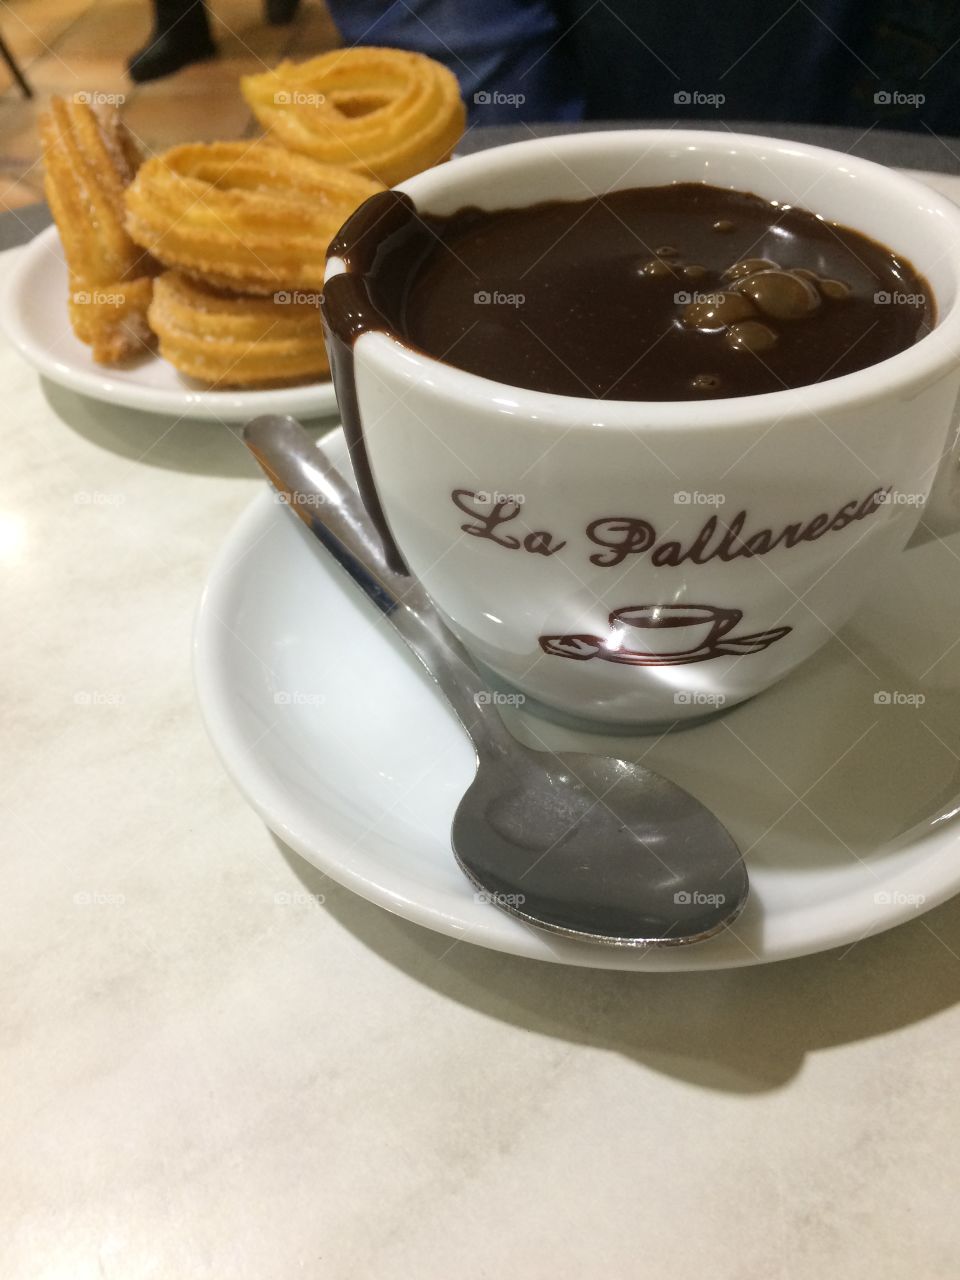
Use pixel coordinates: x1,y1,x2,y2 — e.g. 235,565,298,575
453,748,746,944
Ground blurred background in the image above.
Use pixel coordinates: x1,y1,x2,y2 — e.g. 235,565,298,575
0,0,340,209
2,0,959,212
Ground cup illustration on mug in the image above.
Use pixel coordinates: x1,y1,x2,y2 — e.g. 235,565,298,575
539,603,792,666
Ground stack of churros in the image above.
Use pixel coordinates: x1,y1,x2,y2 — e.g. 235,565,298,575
127,142,383,385
39,46,466,388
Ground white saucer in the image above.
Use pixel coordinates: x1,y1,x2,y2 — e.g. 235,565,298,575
194,428,960,970
0,226,339,423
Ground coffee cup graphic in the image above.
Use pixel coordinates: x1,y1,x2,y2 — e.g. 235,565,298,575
608,603,741,657
539,603,792,666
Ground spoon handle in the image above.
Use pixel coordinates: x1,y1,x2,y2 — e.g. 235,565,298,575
243,415,516,760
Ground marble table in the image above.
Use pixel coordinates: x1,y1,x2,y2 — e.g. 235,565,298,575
3,123,960,1279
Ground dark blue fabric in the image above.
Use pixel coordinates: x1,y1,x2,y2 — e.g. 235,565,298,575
322,0,583,123
320,0,960,133
551,0,960,132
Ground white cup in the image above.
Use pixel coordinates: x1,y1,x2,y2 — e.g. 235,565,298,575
324,129,960,727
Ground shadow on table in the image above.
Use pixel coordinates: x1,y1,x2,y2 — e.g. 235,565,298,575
41,378,339,478
276,835,960,1094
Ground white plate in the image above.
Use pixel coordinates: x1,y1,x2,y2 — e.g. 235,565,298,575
194,428,960,970
0,225,339,422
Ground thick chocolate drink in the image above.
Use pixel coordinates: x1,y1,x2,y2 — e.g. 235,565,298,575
324,183,933,402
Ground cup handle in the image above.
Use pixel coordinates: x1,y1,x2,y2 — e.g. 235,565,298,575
907,411,960,547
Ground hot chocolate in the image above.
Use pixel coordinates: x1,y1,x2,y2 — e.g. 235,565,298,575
323,182,934,402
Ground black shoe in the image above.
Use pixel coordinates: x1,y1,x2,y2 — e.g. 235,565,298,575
128,4,217,83
265,0,300,25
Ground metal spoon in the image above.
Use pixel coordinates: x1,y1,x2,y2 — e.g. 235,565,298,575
243,414,749,947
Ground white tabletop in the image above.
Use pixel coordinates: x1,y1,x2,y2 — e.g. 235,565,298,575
4,176,960,1279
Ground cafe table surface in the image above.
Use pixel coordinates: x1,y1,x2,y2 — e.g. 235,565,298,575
3,122,960,1279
